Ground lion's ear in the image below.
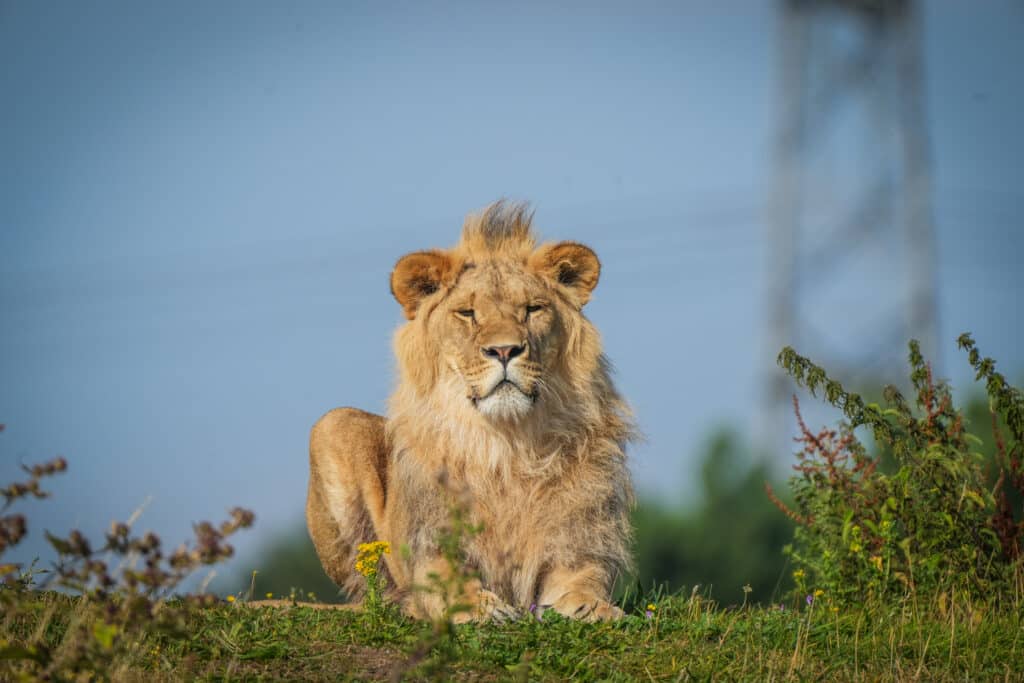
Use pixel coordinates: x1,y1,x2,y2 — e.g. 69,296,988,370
530,241,601,307
390,250,453,320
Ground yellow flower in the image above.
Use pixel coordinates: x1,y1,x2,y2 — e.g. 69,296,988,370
357,541,391,555
830,606,839,614
849,542,862,554
793,569,805,581
870,555,883,571
226,595,236,603
813,589,824,598
265,592,273,599
646,603,657,612
355,540,391,577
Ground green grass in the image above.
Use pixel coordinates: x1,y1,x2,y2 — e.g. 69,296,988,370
3,590,1021,681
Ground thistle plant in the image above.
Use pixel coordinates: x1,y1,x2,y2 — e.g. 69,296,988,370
1,451,67,586
0,431,255,681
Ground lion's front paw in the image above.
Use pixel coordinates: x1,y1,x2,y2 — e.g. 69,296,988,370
546,592,624,622
452,588,522,624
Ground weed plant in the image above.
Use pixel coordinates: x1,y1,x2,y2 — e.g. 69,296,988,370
0,435,254,681
772,334,1023,608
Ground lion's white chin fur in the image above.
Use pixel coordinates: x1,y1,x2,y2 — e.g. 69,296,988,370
476,382,534,421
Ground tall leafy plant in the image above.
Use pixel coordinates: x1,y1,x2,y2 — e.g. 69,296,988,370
770,335,1023,604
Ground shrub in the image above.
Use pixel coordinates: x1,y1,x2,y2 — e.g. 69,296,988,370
771,334,1023,605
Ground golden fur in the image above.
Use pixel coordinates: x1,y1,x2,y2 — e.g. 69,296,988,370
306,201,636,621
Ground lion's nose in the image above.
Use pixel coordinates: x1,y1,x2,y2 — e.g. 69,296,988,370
482,344,525,366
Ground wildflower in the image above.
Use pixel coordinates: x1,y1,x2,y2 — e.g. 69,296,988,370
813,589,824,598
647,603,657,612
357,540,391,556
870,555,883,571
265,592,273,599
528,603,543,621
355,540,391,577
805,594,813,605
226,595,235,603
830,606,839,614
792,569,805,581
849,542,862,554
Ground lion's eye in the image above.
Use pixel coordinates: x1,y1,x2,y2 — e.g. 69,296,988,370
455,309,475,320
525,304,544,317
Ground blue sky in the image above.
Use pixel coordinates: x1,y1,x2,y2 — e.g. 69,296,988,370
1,2,1021,578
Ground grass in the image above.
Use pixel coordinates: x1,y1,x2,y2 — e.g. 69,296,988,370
3,589,1021,681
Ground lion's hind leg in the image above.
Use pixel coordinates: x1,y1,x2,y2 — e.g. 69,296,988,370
306,407,389,601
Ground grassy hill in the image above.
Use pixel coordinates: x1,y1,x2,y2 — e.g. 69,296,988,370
3,590,1021,680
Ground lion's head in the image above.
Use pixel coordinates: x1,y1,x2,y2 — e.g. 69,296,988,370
388,202,608,429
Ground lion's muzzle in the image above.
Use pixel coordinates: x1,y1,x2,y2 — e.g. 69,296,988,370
470,353,538,421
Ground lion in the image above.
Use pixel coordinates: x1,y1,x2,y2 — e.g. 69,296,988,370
306,201,636,622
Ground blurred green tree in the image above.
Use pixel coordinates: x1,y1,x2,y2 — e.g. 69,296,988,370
229,528,345,603
632,430,794,605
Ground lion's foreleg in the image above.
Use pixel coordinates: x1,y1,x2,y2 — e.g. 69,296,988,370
537,565,624,622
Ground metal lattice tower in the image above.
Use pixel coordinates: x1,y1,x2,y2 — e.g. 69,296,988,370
760,0,939,459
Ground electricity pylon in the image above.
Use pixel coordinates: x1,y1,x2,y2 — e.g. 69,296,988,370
760,0,939,460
